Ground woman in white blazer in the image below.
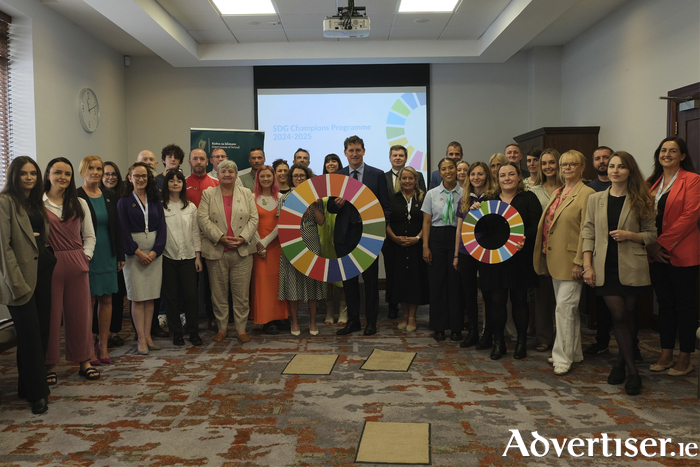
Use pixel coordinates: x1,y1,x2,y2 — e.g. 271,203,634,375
581,151,656,395
198,160,259,344
0,157,56,414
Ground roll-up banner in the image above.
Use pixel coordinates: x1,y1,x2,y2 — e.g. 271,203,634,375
190,128,265,174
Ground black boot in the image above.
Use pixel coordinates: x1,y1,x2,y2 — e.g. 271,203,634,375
475,332,492,350
460,324,480,348
490,335,507,360
513,339,527,359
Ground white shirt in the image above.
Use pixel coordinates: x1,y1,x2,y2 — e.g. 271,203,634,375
42,194,96,259
163,200,201,260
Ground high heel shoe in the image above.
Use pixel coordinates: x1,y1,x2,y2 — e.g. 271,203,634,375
309,329,319,336
291,328,301,336
513,340,527,359
490,336,507,360
397,321,407,330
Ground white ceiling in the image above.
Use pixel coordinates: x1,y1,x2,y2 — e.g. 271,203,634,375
42,0,630,66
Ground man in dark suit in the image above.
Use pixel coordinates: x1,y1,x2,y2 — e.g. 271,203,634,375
331,135,391,336
385,145,427,195
383,144,426,319
428,141,464,189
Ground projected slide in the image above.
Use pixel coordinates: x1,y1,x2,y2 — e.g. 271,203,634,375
257,87,427,179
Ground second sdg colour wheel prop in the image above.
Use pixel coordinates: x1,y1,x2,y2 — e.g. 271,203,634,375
461,200,524,264
278,174,385,282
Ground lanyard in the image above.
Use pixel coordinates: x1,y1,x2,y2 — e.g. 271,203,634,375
404,193,413,220
133,192,149,233
654,170,679,212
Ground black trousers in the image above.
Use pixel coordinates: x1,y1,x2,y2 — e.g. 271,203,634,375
199,260,215,321
458,252,480,328
7,242,56,402
343,258,379,326
651,262,699,353
428,226,462,334
161,257,199,335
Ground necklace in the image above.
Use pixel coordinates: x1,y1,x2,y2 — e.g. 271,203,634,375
261,195,272,206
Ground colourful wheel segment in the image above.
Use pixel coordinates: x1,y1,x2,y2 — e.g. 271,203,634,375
279,174,386,282
461,200,524,264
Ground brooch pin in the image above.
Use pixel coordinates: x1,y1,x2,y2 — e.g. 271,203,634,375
132,203,136,207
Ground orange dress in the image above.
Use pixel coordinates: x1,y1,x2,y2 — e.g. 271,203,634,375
251,201,290,324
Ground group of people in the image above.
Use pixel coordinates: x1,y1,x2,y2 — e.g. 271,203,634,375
0,135,697,414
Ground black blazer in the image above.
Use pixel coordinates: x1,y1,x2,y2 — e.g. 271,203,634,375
385,170,427,195
77,187,125,261
329,164,391,257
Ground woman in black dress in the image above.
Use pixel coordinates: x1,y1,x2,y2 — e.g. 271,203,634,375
475,162,542,360
386,167,429,332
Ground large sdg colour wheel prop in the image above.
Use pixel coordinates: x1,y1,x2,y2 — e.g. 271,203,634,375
461,200,524,264
278,174,385,282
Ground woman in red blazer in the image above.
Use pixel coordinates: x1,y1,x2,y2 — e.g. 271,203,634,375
646,137,699,377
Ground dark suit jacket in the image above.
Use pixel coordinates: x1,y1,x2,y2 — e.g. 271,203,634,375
385,169,427,195
78,187,125,261
330,163,391,257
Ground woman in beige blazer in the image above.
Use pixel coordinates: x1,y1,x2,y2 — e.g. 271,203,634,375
533,150,595,375
581,151,655,395
198,160,259,343
0,157,56,414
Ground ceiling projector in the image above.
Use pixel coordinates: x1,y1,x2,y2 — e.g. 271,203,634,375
323,4,370,38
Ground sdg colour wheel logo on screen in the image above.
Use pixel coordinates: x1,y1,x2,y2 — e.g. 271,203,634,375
385,92,427,172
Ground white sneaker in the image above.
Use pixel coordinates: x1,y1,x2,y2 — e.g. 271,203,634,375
158,314,167,329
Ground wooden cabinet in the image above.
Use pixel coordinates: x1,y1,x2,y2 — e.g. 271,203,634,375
513,126,600,181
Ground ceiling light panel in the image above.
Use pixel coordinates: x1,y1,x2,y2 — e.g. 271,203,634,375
399,0,459,13
212,0,276,15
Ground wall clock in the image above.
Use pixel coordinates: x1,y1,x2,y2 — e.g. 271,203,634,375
78,87,100,133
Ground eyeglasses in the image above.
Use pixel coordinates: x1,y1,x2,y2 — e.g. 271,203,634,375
104,172,117,178
292,174,307,179
131,174,148,180
561,163,580,169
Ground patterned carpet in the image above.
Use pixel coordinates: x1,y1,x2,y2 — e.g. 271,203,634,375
1,303,698,466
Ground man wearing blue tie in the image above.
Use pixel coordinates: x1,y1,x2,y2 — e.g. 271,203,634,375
331,136,391,336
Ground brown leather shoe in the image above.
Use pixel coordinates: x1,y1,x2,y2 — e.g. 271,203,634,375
237,333,251,343
212,331,227,342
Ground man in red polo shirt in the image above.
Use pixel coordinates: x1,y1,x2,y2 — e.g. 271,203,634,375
186,148,219,207
186,148,220,331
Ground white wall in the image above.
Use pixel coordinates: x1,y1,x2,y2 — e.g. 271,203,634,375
126,53,545,174
125,57,254,165
0,0,128,178
561,0,700,174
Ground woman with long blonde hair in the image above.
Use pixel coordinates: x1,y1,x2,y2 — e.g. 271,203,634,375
387,166,428,332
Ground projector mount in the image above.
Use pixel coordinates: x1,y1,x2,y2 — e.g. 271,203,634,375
323,0,370,38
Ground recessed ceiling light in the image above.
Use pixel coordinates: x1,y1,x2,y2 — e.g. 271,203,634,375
212,0,276,15
414,19,430,24
399,0,459,13
247,21,261,25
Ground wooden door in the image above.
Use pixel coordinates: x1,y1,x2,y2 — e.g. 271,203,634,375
667,82,700,169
